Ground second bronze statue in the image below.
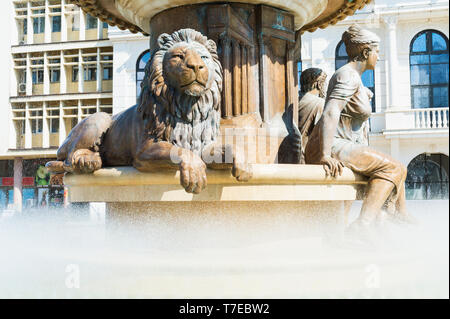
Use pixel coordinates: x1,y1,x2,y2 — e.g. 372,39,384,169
46,29,252,194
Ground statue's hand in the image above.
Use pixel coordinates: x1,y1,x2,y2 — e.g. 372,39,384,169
179,153,207,194
318,155,344,178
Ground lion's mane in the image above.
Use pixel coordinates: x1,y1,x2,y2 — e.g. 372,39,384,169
137,29,223,156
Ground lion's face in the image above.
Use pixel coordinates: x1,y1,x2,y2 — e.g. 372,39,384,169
162,42,215,97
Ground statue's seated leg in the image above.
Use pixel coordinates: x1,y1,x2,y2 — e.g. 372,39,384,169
46,112,112,174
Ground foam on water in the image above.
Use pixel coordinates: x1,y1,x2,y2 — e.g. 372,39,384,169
0,200,448,298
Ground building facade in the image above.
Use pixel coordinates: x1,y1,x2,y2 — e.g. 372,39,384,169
1,0,113,210
1,0,448,211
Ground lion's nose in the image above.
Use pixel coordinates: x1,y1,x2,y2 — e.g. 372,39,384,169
185,52,205,73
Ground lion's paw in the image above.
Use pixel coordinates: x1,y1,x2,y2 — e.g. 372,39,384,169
232,161,253,182
179,157,207,194
66,149,102,174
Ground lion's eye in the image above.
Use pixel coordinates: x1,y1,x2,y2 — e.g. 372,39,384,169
172,54,184,60
201,55,208,60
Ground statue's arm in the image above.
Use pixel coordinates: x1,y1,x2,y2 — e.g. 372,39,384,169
314,98,347,177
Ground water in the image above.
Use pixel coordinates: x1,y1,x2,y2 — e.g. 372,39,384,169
0,200,448,298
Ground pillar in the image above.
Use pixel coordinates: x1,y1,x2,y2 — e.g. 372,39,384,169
383,16,399,109
78,49,84,93
43,51,50,94
44,0,51,43
96,48,102,92
60,50,66,93
79,8,86,41
42,101,50,148
25,102,32,148
61,0,67,42
26,1,33,45
13,158,23,213
26,53,32,95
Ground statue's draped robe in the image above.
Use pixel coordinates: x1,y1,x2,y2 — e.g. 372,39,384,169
298,92,325,164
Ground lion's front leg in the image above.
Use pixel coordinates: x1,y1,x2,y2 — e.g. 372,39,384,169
202,143,253,182
134,140,207,194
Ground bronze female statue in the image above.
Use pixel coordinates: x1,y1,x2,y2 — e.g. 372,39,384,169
305,25,415,230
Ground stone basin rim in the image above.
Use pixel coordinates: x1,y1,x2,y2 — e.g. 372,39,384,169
63,164,368,187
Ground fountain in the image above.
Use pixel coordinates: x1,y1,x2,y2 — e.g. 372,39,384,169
2,1,447,299
53,0,373,235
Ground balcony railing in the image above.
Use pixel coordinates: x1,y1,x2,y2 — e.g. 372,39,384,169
381,107,449,132
412,107,449,129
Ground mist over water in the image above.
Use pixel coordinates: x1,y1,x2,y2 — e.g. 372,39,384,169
0,200,448,298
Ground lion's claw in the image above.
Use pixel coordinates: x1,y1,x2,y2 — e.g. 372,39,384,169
179,158,207,194
232,162,253,182
66,149,102,174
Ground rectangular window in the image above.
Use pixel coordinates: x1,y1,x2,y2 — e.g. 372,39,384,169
49,110,59,133
72,66,97,81
30,110,43,134
32,69,44,84
84,66,96,81
50,68,60,83
33,17,45,34
103,66,112,80
86,14,98,30
52,16,61,32
50,118,59,133
72,67,78,82
23,19,27,35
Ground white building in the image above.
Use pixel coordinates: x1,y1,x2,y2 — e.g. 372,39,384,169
1,0,448,211
1,0,113,210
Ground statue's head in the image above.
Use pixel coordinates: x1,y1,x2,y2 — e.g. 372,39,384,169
300,68,327,98
342,24,380,70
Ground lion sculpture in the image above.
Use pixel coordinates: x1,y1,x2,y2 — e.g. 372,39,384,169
46,28,251,194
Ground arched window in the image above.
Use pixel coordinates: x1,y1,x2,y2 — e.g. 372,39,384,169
335,40,376,112
136,50,151,98
406,153,449,200
410,30,449,109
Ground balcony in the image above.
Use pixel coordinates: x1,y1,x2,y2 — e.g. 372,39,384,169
370,107,449,134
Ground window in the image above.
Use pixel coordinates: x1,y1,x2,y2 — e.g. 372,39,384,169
86,14,97,30
32,69,44,84
103,66,112,80
136,50,150,98
30,110,43,134
410,30,449,109
23,19,27,35
406,153,449,200
33,17,45,34
336,40,376,112
297,60,302,93
49,68,60,83
72,67,78,82
49,110,59,133
52,8,61,32
72,66,97,81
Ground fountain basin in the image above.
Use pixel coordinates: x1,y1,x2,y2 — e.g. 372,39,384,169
65,164,367,239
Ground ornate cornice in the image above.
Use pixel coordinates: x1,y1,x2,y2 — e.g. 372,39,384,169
68,0,147,35
301,0,373,34
69,0,372,36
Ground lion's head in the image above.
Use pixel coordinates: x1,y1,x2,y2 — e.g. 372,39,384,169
138,29,223,156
